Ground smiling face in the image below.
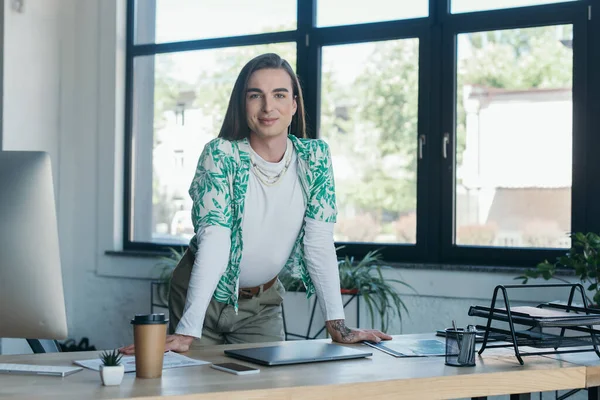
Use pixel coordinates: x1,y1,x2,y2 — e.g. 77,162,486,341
245,68,297,140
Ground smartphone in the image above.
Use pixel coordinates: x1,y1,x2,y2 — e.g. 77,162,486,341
210,362,260,375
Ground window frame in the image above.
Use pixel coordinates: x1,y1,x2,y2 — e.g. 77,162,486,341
123,0,598,268
439,2,590,266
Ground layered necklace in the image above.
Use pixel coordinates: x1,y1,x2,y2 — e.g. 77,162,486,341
249,139,293,186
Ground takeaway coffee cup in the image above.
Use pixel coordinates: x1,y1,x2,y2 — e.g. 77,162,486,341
131,313,168,378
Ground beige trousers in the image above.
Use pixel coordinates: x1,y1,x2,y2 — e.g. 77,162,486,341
168,249,285,348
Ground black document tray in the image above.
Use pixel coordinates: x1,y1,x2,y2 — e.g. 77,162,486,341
469,284,600,364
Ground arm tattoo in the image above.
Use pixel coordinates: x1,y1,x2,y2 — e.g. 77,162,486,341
328,319,355,342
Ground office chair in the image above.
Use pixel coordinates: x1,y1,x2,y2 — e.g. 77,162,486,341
26,339,61,353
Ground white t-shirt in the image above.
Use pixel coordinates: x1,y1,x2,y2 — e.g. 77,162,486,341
176,139,345,338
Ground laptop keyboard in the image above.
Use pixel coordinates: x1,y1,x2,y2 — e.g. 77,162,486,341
0,363,82,377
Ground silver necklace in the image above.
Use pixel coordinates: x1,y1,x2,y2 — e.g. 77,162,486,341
250,147,293,186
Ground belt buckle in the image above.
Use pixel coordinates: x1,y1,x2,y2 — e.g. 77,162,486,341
239,289,254,299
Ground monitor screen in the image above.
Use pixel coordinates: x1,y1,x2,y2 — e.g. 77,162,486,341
0,151,68,340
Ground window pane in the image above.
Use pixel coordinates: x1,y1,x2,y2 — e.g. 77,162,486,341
130,44,296,244
452,0,578,14
455,25,573,248
321,39,420,244
134,0,297,44
317,0,427,27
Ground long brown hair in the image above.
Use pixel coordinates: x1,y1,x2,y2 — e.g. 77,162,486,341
218,53,307,140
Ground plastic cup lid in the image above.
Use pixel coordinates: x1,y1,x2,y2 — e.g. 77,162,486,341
131,313,169,325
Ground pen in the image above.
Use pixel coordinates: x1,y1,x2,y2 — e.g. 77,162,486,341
452,320,461,352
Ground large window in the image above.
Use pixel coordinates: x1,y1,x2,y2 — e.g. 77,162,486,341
321,39,420,244
134,0,297,44
316,0,428,27
125,0,597,267
451,0,579,13
455,25,573,249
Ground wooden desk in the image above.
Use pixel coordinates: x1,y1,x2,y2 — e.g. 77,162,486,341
0,334,588,400
542,351,600,399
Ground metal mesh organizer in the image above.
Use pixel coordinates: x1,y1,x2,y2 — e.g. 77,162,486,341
469,284,600,365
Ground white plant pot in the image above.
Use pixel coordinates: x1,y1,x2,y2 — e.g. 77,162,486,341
99,365,124,386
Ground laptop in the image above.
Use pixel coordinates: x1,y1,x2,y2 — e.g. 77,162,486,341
224,341,372,366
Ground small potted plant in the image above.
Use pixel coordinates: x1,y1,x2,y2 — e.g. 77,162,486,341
337,248,414,332
99,349,124,386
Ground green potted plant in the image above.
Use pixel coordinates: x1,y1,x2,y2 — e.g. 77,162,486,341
154,247,186,306
280,248,415,332
516,232,600,306
99,349,124,386
338,249,414,332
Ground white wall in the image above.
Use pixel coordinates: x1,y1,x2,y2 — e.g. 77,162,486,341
2,0,63,163
0,0,3,150
56,0,156,351
0,0,72,354
0,0,153,354
0,0,585,356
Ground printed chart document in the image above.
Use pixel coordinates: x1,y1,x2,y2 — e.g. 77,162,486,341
74,351,209,373
363,338,447,357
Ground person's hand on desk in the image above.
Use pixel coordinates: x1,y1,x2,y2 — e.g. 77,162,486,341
118,334,194,355
326,320,392,344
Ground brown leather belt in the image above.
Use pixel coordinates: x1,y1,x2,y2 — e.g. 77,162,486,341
238,275,278,299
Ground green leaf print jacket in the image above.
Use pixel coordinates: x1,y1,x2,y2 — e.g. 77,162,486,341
188,134,337,312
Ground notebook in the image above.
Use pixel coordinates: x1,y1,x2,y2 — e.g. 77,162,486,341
224,341,372,366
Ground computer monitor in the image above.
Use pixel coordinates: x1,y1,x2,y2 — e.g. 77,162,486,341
0,151,68,340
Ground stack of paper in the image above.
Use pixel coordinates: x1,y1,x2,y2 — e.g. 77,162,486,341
73,351,209,373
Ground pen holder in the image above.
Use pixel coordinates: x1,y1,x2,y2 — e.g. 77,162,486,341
445,328,476,367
